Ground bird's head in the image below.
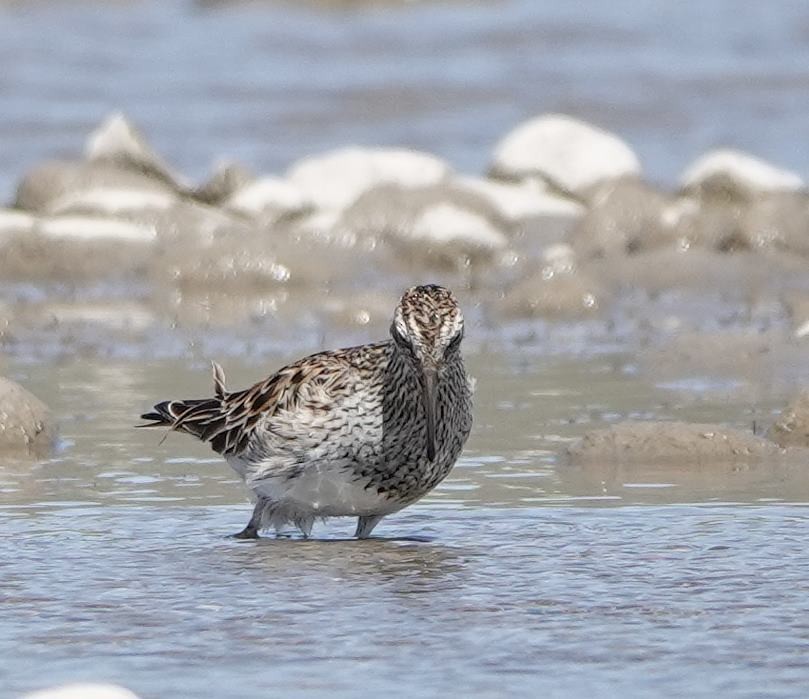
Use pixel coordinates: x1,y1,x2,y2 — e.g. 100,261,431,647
390,284,465,460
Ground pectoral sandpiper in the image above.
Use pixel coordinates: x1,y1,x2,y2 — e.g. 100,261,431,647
139,284,473,539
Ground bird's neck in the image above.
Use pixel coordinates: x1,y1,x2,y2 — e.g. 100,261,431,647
386,342,464,385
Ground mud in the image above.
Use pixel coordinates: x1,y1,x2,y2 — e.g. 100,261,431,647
567,421,783,463
769,390,809,448
0,376,55,457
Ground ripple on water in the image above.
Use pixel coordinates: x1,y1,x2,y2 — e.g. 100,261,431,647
4,356,809,697
3,505,809,698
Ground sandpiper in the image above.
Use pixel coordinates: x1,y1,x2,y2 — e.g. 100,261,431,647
139,284,473,539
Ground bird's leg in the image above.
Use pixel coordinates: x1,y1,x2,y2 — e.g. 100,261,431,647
296,516,314,539
231,499,265,539
355,515,384,539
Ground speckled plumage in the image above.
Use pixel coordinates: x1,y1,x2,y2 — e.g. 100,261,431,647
140,285,473,538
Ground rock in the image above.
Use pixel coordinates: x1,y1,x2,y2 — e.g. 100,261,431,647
568,421,779,462
0,376,55,458
409,203,507,250
47,188,178,216
0,217,156,281
500,246,604,318
224,176,311,219
338,182,509,268
292,208,344,240
193,161,256,205
744,191,809,256
85,112,181,187
38,216,156,243
680,149,804,200
662,197,749,252
453,176,584,224
23,684,140,699
658,197,701,231
0,208,36,237
15,160,176,214
287,147,451,210
570,178,673,257
769,390,809,448
489,113,641,195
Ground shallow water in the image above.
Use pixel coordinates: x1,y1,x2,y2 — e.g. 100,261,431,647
3,0,809,199
4,353,809,697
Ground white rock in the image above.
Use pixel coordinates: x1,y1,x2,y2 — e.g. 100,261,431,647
680,149,805,195
38,216,157,243
0,209,36,236
408,202,507,250
491,113,641,194
287,147,451,210
195,160,255,203
23,684,140,699
47,188,177,216
15,160,176,213
225,177,310,217
454,176,584,221
659,197,700,229
86,112,181,186
294,209,343,238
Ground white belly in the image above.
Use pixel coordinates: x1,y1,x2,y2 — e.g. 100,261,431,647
227,457,396,517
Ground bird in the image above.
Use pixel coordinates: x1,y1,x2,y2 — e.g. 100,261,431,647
139,284,473,539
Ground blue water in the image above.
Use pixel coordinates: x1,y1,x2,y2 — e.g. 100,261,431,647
4,503,809,698
2,0,809,199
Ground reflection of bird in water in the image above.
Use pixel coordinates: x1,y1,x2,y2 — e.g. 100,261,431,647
140,285,473,539
227,535,469,592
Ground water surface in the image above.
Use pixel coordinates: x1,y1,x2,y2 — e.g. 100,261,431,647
3,353,809,697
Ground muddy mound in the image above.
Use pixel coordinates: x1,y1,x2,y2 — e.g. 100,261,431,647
567,421,780,463
769,390,809,448
0,376,55,458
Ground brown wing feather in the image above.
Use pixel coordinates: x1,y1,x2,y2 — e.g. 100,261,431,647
139,344,385,456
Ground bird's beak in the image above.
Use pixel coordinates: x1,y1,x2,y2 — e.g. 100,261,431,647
421,365,438,461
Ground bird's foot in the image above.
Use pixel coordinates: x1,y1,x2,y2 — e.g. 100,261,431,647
230,525,260,540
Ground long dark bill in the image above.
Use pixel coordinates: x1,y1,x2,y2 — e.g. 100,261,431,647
421,367,438,461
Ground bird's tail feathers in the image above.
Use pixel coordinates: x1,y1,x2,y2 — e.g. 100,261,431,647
137,361,230,444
